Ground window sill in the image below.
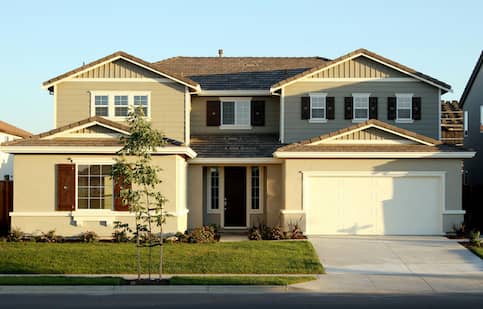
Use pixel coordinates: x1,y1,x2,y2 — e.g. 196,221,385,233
396,119,414,124
219,125,252,130
72,210,134,227
308,119,327,123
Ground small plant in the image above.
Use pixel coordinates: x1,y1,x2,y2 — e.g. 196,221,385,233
452,223,466,236
112,221,132,243
470,230,481,247
7,227,24,242
186,226,217,243
248,226,262,240
79,231,98,243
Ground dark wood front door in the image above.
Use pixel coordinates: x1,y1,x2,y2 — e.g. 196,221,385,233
224,167,246,227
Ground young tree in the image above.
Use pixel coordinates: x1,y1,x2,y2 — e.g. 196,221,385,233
112,107,168,280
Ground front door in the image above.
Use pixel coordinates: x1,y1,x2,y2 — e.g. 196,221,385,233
224,167,246,227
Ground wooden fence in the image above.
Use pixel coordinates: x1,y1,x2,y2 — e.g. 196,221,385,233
0,180,13,236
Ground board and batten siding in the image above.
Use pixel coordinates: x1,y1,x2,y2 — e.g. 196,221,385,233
306,56,406,79
56,81,186,142
190,96,280,134
73,59,160,79
283,81,440,143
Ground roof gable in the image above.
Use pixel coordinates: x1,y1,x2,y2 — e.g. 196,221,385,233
42,51,200,91
460,51,483,107
271,49,451,92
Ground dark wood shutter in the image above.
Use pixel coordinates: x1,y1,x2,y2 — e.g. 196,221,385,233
369,97,378,119
251,100,265,126
412,97,422,120
56,164,75,211
326,97,335,120
301,97,310,120
114,176,130,211
387,97,396,120
344,97,353,119
206,101,221,126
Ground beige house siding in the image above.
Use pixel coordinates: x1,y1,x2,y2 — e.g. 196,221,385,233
334,127,405,141
73,59,160,79
56,81,186,142
306,56,406,79
11,154,187,237
284,81,439,143
281,158,463,233
190,96,280,134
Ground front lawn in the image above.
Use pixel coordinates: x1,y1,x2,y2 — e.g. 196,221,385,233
0,276,124,285
0,241,323,274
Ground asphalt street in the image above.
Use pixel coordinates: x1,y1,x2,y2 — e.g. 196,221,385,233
1,293,483,309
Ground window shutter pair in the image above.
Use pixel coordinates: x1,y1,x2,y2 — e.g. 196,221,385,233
301,97,335,120
387,97,421,120
56,164,129,212
344,97,378,120
206,100,265,126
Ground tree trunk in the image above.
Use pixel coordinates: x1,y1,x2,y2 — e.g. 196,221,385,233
159,217,163,280
135,215,141,281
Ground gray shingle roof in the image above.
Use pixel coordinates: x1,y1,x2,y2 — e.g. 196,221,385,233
190,134,283,157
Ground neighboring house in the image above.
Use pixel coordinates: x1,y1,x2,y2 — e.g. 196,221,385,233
0,121,31,179
459,51,483,229
0,48,474,237
441,101,463,146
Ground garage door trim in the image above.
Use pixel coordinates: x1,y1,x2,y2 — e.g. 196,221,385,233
302,171,446,235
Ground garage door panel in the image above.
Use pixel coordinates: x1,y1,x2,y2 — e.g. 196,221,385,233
306,174,442,235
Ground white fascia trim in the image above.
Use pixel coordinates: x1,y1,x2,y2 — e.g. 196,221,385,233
199,90,271,96
273,151,476,159
1,146,198,158
442,210,466,215
270,53,451,93
189,157,282,164
309,123,435,146
44,121,130,139
9,211,135,217
301,77,419,82
66,78,174,83
280,210,306,215
43,55,201,92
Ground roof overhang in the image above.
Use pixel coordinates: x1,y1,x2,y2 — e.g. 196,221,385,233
270,49,452,93
0,145,197,158
42,52,201,92
273,151,476,159
189,157,282,164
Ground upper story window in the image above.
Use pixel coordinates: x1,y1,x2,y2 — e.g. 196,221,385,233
220,98,251,129
353,93,370,121
309,93,327,123
396,93,413,122
90,91,151,119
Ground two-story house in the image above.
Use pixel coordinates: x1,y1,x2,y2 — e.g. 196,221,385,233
460,51,483,230
1,48,474,236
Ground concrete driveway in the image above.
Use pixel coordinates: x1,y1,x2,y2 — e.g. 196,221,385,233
295,236,483,294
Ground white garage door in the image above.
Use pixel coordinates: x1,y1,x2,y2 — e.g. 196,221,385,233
305,172,443,235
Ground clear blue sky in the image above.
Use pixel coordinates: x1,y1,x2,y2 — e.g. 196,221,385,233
0,0,481,134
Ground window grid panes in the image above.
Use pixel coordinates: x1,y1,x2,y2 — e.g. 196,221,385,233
311,96,326,119
210,168,219,210
222,102,235,125
78,164,113,210
251,167,260,210
354,96,369,120
134,95,149,116
397,96,412,120
94,95,109,116
221,100,250,126
236,101,250,125
114,95,129,117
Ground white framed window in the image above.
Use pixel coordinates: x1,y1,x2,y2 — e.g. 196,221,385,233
396,93,413,123
77,164,113,210
248,166,264,214
90,91,151,119
220,97,252,129
464,110,468,137
207,167,221,213
353,93,370,122
309,93,327,123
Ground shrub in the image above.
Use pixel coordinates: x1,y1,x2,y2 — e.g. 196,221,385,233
248,226,262,240
112,221,132,243
187,226,216,243
35,230,63,243
290,224,306,240
470,230,481,247
249,224,286,240
7,227,24,242
79,231,98,243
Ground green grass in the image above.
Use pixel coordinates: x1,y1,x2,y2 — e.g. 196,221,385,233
468,246,483,259
169,276,317,285
0,241,323,274
0,276,125,285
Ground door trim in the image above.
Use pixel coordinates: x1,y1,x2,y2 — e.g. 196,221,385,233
302,171,446,235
